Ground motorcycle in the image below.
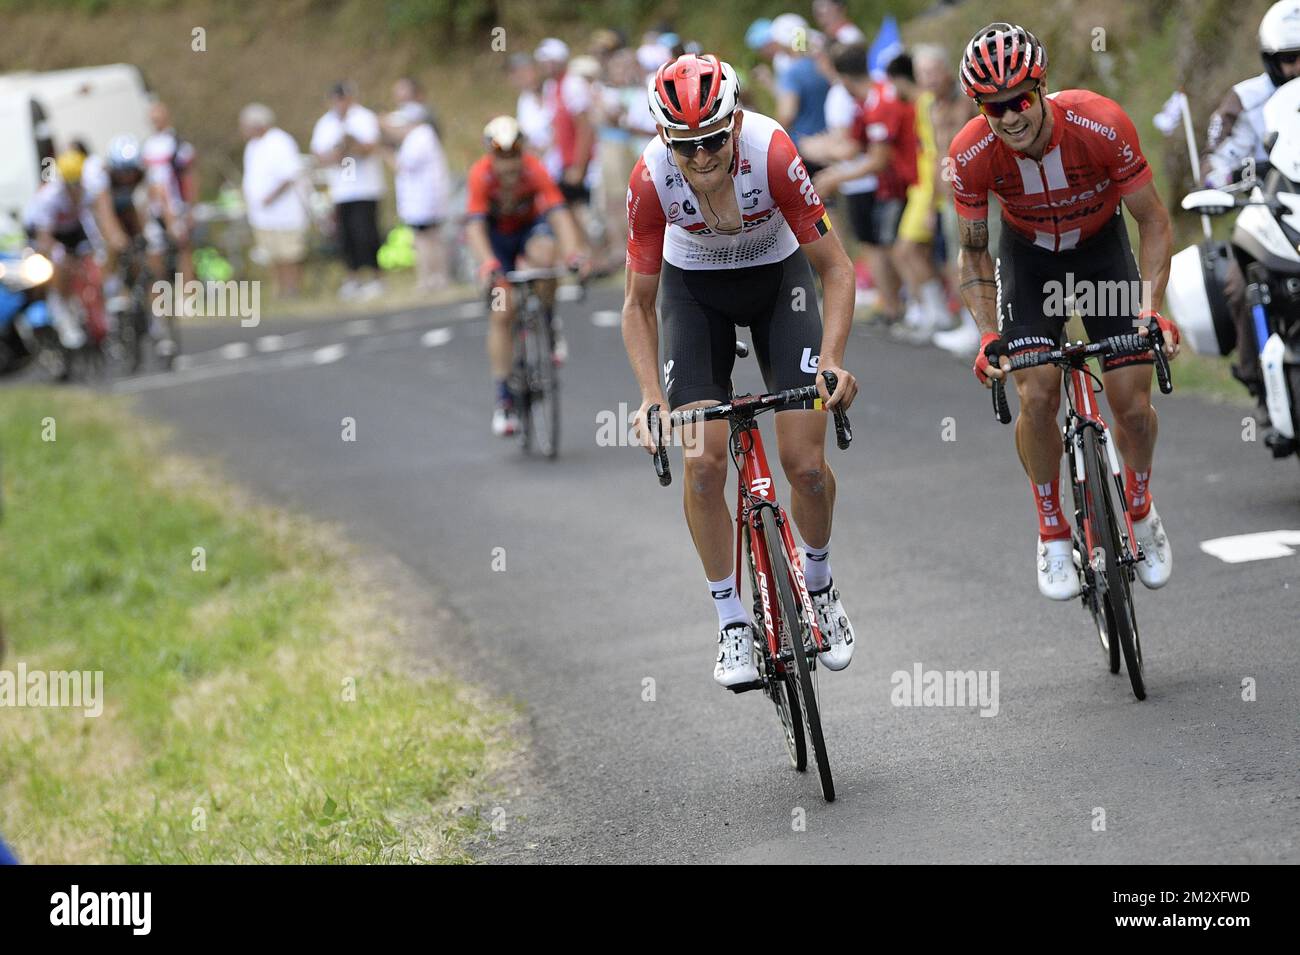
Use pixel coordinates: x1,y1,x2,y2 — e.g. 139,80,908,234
1173,75,1300,467
0,248,56,377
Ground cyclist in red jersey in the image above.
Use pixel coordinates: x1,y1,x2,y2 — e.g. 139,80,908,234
465,116,587,437
623,54,860,688
950,23,1181,600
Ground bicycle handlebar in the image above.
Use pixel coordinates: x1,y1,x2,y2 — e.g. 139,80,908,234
503,267,573,284
649,370,852,486
990,320,1173,425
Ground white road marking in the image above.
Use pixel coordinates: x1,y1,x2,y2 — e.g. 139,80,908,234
220,342,251,360
591,310,620,327
312,344,347,365
1199,530,1300,563
422,328,454,347
557,284,583,302
254,332,308,352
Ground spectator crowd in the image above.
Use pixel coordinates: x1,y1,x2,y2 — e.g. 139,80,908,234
227,2,991,358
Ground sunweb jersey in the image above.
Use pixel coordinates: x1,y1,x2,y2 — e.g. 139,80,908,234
948,89,1152,252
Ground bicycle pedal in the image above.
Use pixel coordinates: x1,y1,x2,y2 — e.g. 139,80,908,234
727,679,765,694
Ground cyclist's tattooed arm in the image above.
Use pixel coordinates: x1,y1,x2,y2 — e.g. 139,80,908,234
957,216,998,336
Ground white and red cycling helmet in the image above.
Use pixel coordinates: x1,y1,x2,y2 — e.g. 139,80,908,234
647,53,741,130
959,22,1047,99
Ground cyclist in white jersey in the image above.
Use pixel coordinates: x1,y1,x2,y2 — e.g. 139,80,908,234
622,53,861,688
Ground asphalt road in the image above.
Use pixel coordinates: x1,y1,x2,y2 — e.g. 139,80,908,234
108,285,1299,864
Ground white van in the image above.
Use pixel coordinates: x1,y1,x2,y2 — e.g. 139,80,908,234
0,92,53,219
0,64,152,216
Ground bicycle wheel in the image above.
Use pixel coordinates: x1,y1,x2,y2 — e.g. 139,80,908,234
761,508,834,801
519,301,559,458
1083,427,1145,700
1073,442,1120,674
120,304,148,374
746,523,805,771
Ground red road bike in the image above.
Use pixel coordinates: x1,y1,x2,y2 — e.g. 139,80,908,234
648,345,852,801
990,324,1172,700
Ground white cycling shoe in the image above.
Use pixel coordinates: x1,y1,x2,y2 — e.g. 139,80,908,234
714,621,760,689
491,405,519,438
1037,536,1082,600
809,582,855,671
1131,505,1172,589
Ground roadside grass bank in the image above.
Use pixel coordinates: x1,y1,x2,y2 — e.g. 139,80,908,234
0,387,516,863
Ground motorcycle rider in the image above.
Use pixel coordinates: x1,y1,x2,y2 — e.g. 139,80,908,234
1201,0,1300,414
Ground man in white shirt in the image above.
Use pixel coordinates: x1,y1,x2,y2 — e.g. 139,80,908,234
510,54,552,162
241,103,308,298
384,99,451,291
310,81,385,300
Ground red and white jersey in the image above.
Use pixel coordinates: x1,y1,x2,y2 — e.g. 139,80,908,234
625,110,832,273
948,89,1152,251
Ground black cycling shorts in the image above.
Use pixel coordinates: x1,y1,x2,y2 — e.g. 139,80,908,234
995,208,1151,372
659,249,823,411
843,190,876,244
28,223,89,252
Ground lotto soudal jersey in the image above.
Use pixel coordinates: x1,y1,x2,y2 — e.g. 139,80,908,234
624,110,832,273
948,89,1153,251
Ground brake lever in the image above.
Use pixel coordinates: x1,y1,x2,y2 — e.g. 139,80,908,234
992,377,1011,424
820,370,852,450
1148,321,1173,395
648,404,672,486
984,340,1012,424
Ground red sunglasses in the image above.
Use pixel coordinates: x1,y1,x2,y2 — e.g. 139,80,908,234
979,85,1040,119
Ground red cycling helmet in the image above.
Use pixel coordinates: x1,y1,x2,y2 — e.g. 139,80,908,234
960,22,1047,99
647,53,741,130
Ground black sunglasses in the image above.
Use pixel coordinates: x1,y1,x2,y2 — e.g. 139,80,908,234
669,123,734,157
1277,51,1300,65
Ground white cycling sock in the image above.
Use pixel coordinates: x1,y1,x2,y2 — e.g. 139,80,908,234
803,543,831,593
707,573,748,628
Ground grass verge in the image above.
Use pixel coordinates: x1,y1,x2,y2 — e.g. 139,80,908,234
0,387,513,863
